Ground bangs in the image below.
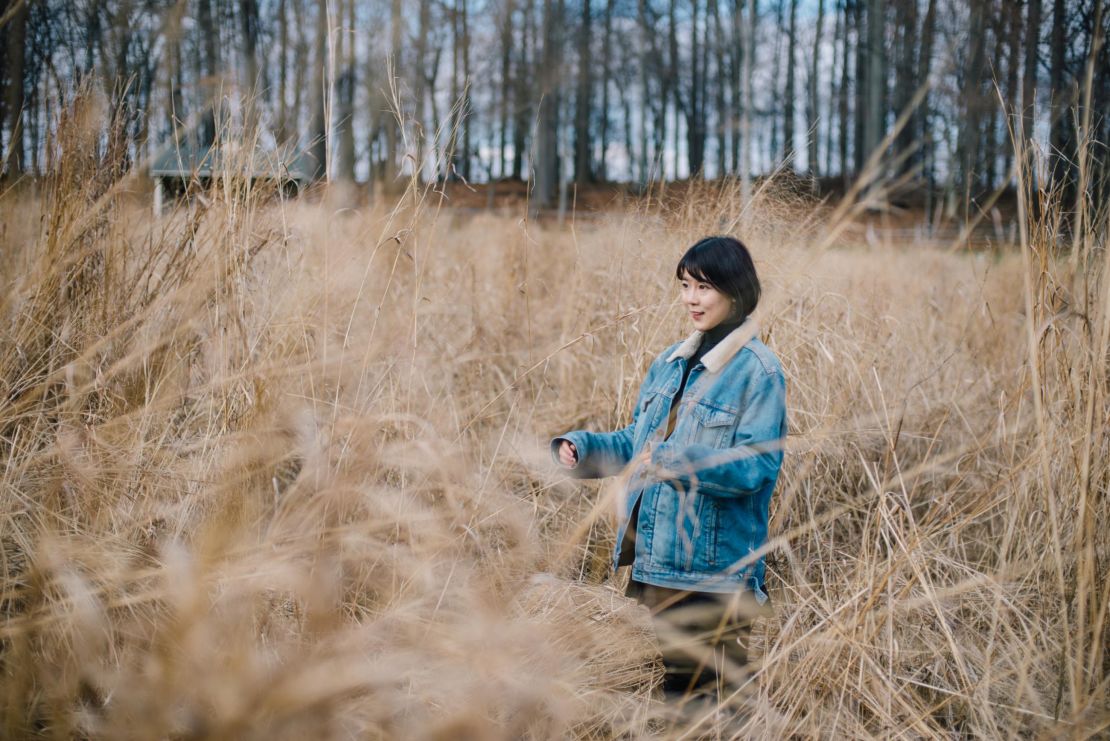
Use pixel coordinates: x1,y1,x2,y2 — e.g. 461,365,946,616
675,244,719,289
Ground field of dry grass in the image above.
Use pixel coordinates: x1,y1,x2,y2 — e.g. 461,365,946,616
1,103,1107,739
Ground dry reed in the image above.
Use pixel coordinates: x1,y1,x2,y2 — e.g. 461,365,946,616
0,92,1106,740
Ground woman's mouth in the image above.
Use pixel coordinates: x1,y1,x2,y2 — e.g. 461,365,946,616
690,311,704,320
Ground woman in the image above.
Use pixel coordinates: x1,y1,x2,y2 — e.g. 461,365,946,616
551,235,786,702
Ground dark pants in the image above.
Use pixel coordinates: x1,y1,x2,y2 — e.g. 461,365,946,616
625,579,765,699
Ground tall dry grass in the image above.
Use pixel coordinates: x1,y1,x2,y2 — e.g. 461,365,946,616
0,95,1106,739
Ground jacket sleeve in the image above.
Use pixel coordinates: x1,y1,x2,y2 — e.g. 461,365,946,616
649,368,786,497
550,358,660,479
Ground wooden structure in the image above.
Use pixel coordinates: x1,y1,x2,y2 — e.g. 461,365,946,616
149,140,318,215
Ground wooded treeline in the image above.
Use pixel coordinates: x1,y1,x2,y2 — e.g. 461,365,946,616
1,0,1107,210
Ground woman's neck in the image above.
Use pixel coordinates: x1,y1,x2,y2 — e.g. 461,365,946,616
703,316,744,345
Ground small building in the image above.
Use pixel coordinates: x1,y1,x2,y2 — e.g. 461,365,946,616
149,139,318,215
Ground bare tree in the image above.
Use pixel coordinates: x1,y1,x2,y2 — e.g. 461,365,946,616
511,0,532,181
415,0,432,171
598,0,614,181
711,0,727,177
307,0,328,179
2,0,27,170
0,0,1105,212
240,0,261,133
782,0,797,166
196,0,220,147
1048,0,1071,186
497,0,514,178
337,0,357,181
533,0,563,207
165,1,188,141
957,0,988,209
386,0,403,186
826,0,844,176
741,0,757,197
460,0,472,180
861,0,884,171
892,0,916,175
1022,0,1042,142
807,0,824,176
573,0,592,184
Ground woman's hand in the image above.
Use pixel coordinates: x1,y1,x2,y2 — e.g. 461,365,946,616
557,440,579,467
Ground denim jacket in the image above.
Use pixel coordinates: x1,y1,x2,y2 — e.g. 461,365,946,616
551,318,786,599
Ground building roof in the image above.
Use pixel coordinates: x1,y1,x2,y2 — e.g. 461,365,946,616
149,139,318,183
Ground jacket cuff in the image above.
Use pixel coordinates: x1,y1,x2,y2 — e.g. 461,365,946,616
551,433,586,470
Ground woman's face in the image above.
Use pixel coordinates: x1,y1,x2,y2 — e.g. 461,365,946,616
679,270,732,331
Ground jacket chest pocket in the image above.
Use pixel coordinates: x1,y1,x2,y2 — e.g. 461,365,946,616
688,401,736,448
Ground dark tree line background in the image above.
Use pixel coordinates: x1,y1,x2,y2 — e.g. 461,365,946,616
0,0,1107,213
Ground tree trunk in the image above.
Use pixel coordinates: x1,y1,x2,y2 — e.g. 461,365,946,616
574,0,592,183
498,0,514,179
165,2,187,140
783,0,798,166
769,0,784,164
862,0,884,170
698,0,710,176
534,0,562,207
852,0,865,173
620,52,634,182
338,0,357,181
197,0,219,147
362,5,379,184
807,0,824,176
667,0,680,179
292,0,309,148
981,6,1002,190
1002,0,1022,179
917,0,937,183
730,0,744,173
825,0,842,176
599,0,614,181
276,0,290,143
741,0,756,197
686,0,707,176
386,0,403,186
426,45,443,173
308,0,329,180
643,0,666,181
461,0,472,180
240,0,261,134
1022,0,1041,142
448,1,460,177
839,0,851,181
957,0,987,212
416,0,431,175
511,0,532,180
711,0,726,177
892,0,916,176
1048,0,1071,186
917,0,937,209
638,0,651,182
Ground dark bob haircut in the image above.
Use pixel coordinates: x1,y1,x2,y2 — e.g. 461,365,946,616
676,236,761,321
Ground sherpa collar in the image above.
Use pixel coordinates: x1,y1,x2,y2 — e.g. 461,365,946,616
666,316,761,373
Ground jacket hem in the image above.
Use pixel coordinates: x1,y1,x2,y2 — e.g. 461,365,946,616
628,565,767,602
